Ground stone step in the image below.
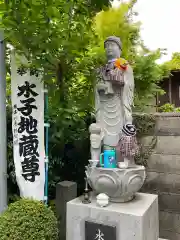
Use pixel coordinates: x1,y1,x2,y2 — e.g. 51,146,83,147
160,229,179,240
156,115,180,135
141,188,180,213
159,211,180,239
147,153,180,174
143,171,180,194
142,136,180,154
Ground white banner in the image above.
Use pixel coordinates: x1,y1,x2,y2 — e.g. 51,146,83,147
11,53,45,200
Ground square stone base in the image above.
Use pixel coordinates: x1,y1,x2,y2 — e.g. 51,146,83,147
67,193,159,240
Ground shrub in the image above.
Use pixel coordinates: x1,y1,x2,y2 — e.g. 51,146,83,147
0,198,58,240
159,103,180,112
175,107,180,112
159,103,175,112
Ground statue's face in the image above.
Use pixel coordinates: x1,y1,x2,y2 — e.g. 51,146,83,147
105,41,121,60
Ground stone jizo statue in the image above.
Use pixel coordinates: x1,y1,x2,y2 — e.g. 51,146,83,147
86,36,146,203
89,36,137,168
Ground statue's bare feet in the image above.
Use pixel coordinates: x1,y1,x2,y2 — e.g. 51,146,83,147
118,158,129,169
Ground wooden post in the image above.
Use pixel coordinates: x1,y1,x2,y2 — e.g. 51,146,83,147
56,181,77,240
169,77,172,104
156,92,159,112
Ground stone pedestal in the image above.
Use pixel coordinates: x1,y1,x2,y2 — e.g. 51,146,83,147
86,165,146,203
67,193,159,240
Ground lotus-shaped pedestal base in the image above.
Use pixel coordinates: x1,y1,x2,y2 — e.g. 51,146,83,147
86,165,146,203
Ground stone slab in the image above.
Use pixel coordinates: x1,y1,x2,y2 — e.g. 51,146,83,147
141,189,180,213
144,171,180,194
159,211,180,234
160,229,179,240
155,136,180,154
147,154,180,174
156,116,180,135
142,136,180,154
158,192,180,213
66,193,159,240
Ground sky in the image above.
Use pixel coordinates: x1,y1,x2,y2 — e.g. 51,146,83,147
112,0,180,63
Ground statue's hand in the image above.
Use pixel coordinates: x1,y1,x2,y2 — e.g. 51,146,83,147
89,123,102,148
97,82,107,93
90,134,102,149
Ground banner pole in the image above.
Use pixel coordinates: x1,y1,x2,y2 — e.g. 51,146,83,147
0,30,7,213
44,87,49,205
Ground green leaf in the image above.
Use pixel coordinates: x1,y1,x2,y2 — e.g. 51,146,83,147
31,0,42,6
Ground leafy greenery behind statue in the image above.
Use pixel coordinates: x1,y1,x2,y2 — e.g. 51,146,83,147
0,0,170,200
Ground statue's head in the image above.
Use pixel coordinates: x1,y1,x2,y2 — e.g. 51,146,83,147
104,36,122,60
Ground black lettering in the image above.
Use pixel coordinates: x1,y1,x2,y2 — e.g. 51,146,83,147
17,98,37,116
16,81,41,183
14,139,18,145
14,133,18,139
13,104,18,114
21,155,40,182
18,116,38,134
22,172,40,182
14,109,18,114
14,120,18,126
17,66,28,76
14,128,18,134
17,81,39,98
30,68,39,77
19,134,39,157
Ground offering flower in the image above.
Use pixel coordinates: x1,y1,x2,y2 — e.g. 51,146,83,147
115,58,128,70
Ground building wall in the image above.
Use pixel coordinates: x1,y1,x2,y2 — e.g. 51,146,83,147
158,72,180,108
171,73,180,107
158,79,170,106
141,113,180,240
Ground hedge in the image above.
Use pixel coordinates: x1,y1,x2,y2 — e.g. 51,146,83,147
0,198,58,240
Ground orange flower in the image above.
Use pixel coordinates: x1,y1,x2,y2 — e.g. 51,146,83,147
115,58,128,70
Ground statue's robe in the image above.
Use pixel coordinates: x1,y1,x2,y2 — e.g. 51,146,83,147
95,60,134,149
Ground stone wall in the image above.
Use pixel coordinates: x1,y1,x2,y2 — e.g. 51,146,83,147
141,113,180,240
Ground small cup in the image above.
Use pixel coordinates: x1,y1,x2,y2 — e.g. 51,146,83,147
89,160,99,167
